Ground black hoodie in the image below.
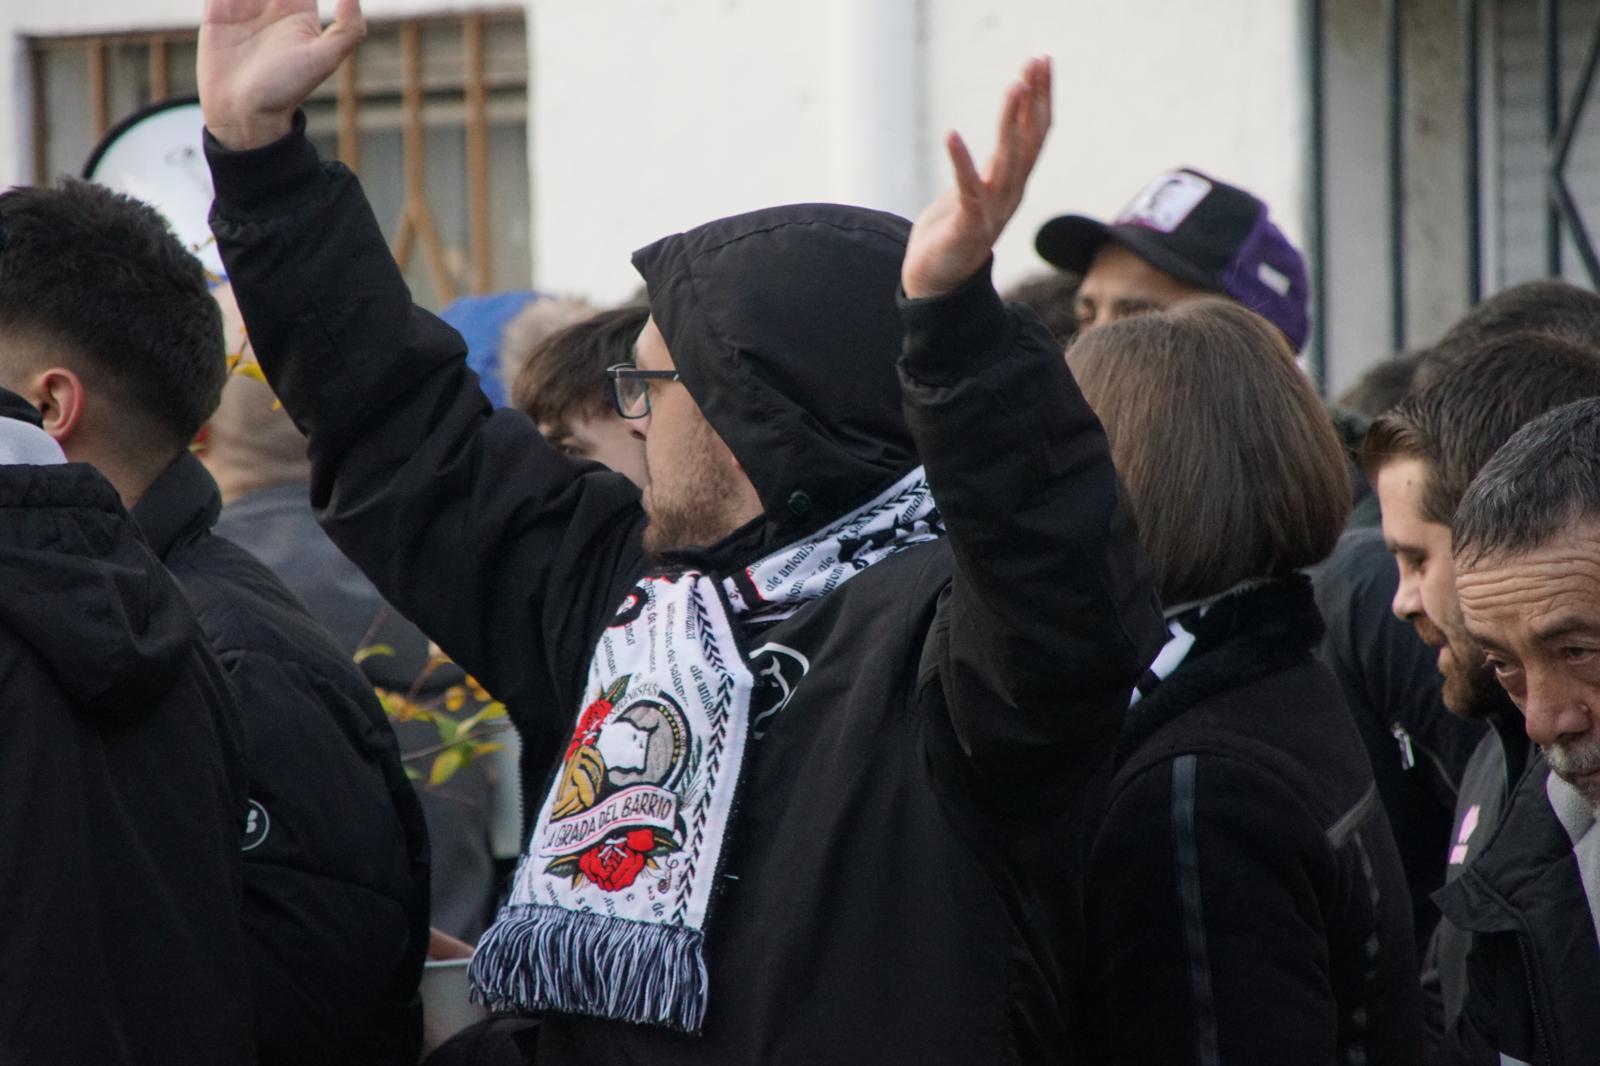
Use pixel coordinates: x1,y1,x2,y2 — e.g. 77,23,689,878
0,458,254,1065
207,116,1164,1064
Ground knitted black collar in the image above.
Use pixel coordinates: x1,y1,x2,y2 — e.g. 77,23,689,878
1115,574,1325,768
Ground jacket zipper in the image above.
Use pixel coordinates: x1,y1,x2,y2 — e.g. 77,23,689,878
1517,934,1554,1065
1391,723,1416,770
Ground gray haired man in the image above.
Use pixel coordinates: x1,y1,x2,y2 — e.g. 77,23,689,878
1438,396,1600,1065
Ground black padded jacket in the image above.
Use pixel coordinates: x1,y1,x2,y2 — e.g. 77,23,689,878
0,458,254,1064
132,451,430,1066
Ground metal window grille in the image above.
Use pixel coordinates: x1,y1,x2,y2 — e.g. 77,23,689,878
27,12,530,310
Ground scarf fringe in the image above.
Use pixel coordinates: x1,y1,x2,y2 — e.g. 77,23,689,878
469,904,708,1032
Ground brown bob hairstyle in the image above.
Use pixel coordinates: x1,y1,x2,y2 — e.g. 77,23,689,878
1068,298,1350,606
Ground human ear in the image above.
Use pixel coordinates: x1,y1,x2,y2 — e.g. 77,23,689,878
32,367,86,442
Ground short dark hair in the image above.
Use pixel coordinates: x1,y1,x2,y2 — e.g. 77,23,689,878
1337,350,1425,418
0,180,225,448
511,305,649,425
1430,279,1600,366
1362,331,1600,525
1068,297,1350,604
1003,271,1080,350
1453,397,1600,566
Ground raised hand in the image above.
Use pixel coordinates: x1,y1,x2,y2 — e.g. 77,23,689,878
902,57,1052,300
199,0,366,150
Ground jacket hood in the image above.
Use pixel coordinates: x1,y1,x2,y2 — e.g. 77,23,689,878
632,203,918,557
0,463,197,717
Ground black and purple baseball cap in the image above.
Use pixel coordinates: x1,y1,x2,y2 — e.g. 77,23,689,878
1034,167,1309,351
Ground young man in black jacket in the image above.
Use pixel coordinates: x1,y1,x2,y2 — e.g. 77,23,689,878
1445,397,1600,1065
0,389,254,1064
197,2,1164,1060
0,180,431,1065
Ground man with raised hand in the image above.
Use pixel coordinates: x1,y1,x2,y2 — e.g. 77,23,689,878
199,2,1163,1060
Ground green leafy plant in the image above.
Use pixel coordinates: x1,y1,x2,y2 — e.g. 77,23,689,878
362,645,512,788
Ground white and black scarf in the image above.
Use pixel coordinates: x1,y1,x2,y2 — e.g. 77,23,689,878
469,466,942,1031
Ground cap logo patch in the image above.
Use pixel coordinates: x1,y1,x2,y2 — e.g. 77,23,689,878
1115,171,1212,233
1257,262,1292,296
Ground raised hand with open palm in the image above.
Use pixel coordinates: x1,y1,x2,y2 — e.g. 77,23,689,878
902,57,1053,300
199,0,366,150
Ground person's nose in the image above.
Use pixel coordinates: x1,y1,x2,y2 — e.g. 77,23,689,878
1521,666,1593,750
1391,565,1423,624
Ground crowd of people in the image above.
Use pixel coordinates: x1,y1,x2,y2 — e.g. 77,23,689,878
3,0,1600,1063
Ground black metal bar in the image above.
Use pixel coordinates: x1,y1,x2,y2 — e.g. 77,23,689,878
1464,0,1483,304
1543,0,1563,275
1386,0,1406,350
1553,4,1600,169
1551,7,1600,285
1306,0,1328,392
1553,176,1600,284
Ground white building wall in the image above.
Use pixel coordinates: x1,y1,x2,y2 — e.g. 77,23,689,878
924,0,1309,313
529,0,1310,305
3,0,1310,321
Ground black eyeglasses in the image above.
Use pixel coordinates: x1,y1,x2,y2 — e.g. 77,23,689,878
606,363,682,419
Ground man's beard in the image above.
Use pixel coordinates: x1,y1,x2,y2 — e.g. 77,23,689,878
1547,739,1600,810
1412,614,1504,719
640,434,756,557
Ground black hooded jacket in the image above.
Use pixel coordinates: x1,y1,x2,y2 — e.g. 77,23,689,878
131,450,430,1066
206,116,1165,1064
0,459,254,1065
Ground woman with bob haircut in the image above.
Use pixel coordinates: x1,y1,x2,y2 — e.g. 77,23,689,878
1069,298,1424,1065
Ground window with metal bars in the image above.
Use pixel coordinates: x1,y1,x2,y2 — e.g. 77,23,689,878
27,13,530,311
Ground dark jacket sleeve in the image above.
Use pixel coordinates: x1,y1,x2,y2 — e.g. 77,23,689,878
896,266,1164,798
205,118,646,747
1085,754,1343,1065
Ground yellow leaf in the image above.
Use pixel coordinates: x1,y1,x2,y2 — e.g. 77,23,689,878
445,686,468,712
429,746,466,787
354,644,396,664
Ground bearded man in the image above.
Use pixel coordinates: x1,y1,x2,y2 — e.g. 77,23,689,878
196,2,1163,1060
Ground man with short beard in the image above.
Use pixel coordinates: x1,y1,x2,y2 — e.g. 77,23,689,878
1359,332,1600,1059
196,1,1164,1060
1443,396,1600,1065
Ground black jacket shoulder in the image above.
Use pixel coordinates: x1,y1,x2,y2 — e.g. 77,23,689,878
0,462,254,1064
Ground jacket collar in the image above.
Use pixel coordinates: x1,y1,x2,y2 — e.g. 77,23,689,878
1436,754,1582,932
1115,574,1323,766
1490,708,1536,792
131,451,222,561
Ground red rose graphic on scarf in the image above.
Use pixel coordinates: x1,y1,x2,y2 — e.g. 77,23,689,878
579,828,656,891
